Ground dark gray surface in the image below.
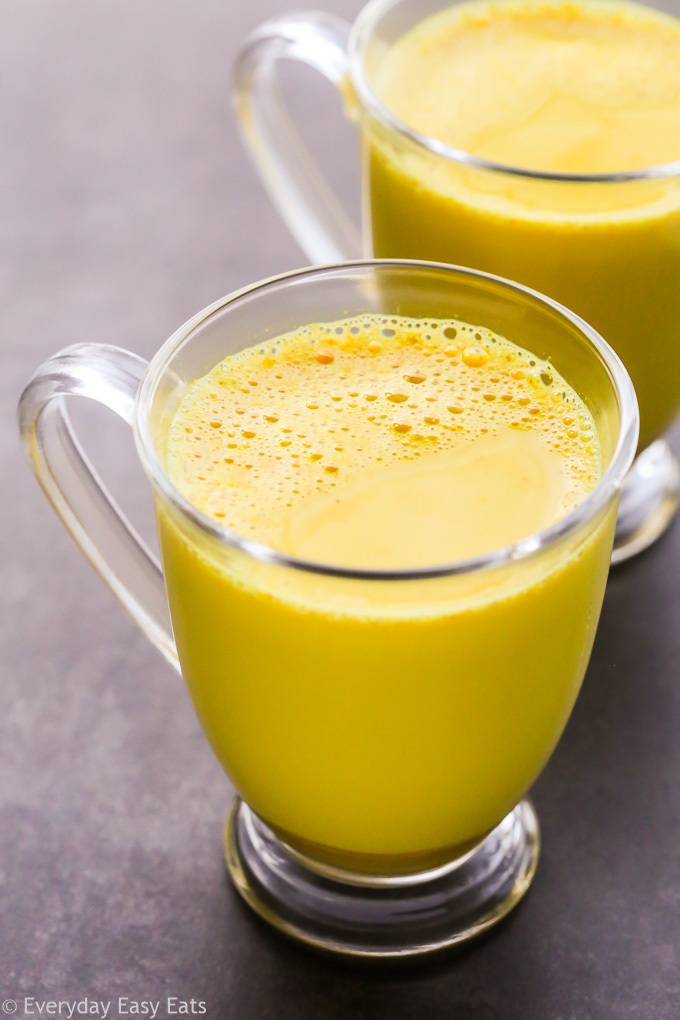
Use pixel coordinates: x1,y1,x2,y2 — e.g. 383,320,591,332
2,1,680,1016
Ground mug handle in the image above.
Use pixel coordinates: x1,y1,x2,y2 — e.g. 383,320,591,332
233,12,362,263
18,343,180,673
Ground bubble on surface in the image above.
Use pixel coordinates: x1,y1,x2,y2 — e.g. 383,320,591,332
462,346,490,368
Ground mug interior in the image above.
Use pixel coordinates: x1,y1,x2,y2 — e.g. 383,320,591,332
350,0,680,183
135,260,638,580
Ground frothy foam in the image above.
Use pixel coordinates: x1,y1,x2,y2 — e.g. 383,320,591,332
166,315,600,568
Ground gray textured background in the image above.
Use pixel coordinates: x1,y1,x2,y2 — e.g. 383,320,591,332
2,1,680,1016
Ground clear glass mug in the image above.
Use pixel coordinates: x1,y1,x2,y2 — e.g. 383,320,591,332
233,0,680,564
19,261,637,958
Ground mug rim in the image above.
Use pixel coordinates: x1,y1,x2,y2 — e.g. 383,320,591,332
134,259,639,582
349,0,680,185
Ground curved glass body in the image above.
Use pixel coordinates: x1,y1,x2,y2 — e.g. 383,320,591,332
134,262,636,871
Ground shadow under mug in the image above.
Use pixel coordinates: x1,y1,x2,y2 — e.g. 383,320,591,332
233,0,680,564
19,260,638,957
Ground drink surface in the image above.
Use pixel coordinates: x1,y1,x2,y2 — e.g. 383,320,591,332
156,315,612,867
367,0,680,449
166,314,599,570
375,0,680,174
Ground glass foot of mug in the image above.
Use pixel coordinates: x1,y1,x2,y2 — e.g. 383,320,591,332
612,440,680,565
224,797,540,959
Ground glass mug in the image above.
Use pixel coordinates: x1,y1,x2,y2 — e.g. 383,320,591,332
233,0,680,564
19,261,637,957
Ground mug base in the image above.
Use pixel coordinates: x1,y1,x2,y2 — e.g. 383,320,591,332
613,440,680,565
224,797,540,959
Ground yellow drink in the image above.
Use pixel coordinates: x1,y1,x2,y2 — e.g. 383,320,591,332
368,0,680,449
156,314,613,871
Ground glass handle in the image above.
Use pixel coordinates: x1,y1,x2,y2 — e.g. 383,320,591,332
232,12,362,263
18,343,180,673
